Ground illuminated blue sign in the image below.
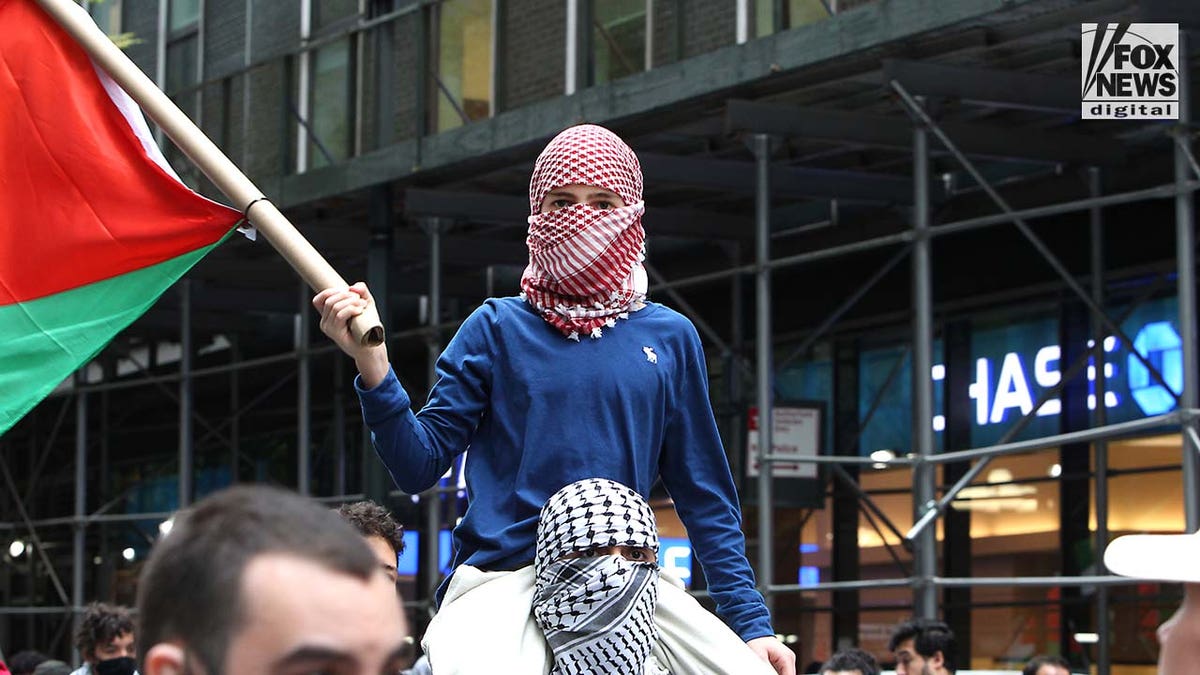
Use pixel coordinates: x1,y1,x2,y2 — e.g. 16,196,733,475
1128,321,1183,415
658,537,692,587
851,297,1184,452
397,530,455,577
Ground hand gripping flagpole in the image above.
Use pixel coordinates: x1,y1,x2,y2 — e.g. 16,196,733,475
34,0,385,347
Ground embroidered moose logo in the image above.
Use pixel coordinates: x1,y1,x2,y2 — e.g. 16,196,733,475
643,346,657,364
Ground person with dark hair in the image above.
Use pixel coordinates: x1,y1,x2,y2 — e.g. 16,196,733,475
336,500,406,583
1023,655,1069,675
315,123,793,674
820,648,880,675
8,651,49,675
888,619,956,675
136,484,413,675
69,603,135,675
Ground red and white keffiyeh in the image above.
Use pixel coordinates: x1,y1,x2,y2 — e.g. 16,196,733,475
521,124,647,341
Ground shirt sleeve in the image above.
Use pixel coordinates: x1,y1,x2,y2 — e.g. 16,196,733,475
356,303,495,494
657,319,775,643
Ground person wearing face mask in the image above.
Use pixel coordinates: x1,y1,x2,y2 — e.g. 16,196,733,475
68,603,137,675
423,478,776,673
532,478,664,674
315,124,794,675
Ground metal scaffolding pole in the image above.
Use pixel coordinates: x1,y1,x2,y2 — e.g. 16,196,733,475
1089,167,1110,675
178,279,193,508
911,96,937,619
230,336,240,483
334,356,347,496
753,134,774,614
71,369,86,664
297,282,312,496
424,218,443,602
1175,32,1199,531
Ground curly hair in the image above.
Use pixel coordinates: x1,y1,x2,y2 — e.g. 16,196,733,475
74,602,134,659
336,500,405,557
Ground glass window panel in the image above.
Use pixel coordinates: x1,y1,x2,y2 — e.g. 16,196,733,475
754,0,775,37
166,34,199,93
315,0,360,29
310,39,353,168
857,340,945,456
592,0,645,85
169,0,200,32
786,0,831,28
434,0,493,132
88,0,121,35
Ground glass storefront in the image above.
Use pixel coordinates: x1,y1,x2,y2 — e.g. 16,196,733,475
762,291,1188,671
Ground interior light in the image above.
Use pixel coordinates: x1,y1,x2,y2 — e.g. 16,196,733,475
1074,632,1100,644
986,468,1014,484
158,517,174,536
869,449,896,463
1049,463,1062,478
8,539,26,558
122,547,136,562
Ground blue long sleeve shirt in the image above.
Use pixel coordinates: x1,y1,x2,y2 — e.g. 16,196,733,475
356,297,773,641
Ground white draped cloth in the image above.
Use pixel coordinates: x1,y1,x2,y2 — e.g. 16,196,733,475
423,565,776,675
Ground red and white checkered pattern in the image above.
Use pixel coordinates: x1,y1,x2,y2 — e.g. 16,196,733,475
521,125,647,341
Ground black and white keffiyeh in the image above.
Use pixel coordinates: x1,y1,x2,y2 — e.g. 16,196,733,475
533,478,660,674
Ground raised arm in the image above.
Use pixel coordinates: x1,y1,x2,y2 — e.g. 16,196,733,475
314,284,493,494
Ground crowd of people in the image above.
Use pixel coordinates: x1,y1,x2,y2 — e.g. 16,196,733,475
1,483,1196,674
3,123,1195,674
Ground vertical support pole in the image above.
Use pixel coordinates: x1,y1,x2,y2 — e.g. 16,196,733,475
729,242,745,490
832,339,860,650
643,0,653,71
565,0,579,94
374,0,395,148
423,217,443,606
364,184,393,503
230,335,240,483
179,279,193,508
296,0,312,171
414,4,429,144
752,134,774,614
71,368,87,665
334,356,347,497
735,0,750,43
1175,32,1199,531
911,97,937,619
1089,166,1110,675
297,282,312,496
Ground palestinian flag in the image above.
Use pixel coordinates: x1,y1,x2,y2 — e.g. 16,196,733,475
0,0,242,435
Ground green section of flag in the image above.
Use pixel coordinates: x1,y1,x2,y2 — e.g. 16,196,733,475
0,237,225,436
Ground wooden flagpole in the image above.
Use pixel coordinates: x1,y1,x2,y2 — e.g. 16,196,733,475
34,0,385,347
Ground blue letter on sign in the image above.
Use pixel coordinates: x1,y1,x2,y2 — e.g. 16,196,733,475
1128,321,1183,415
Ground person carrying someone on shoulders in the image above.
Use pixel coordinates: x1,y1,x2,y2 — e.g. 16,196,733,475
314,124,794,675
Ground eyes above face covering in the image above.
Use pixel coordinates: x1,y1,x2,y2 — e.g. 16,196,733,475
533,479,662,674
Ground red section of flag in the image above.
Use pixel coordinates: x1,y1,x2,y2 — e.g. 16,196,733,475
0,0,239,306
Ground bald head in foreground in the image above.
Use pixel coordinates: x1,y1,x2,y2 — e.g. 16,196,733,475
136,485,412,675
